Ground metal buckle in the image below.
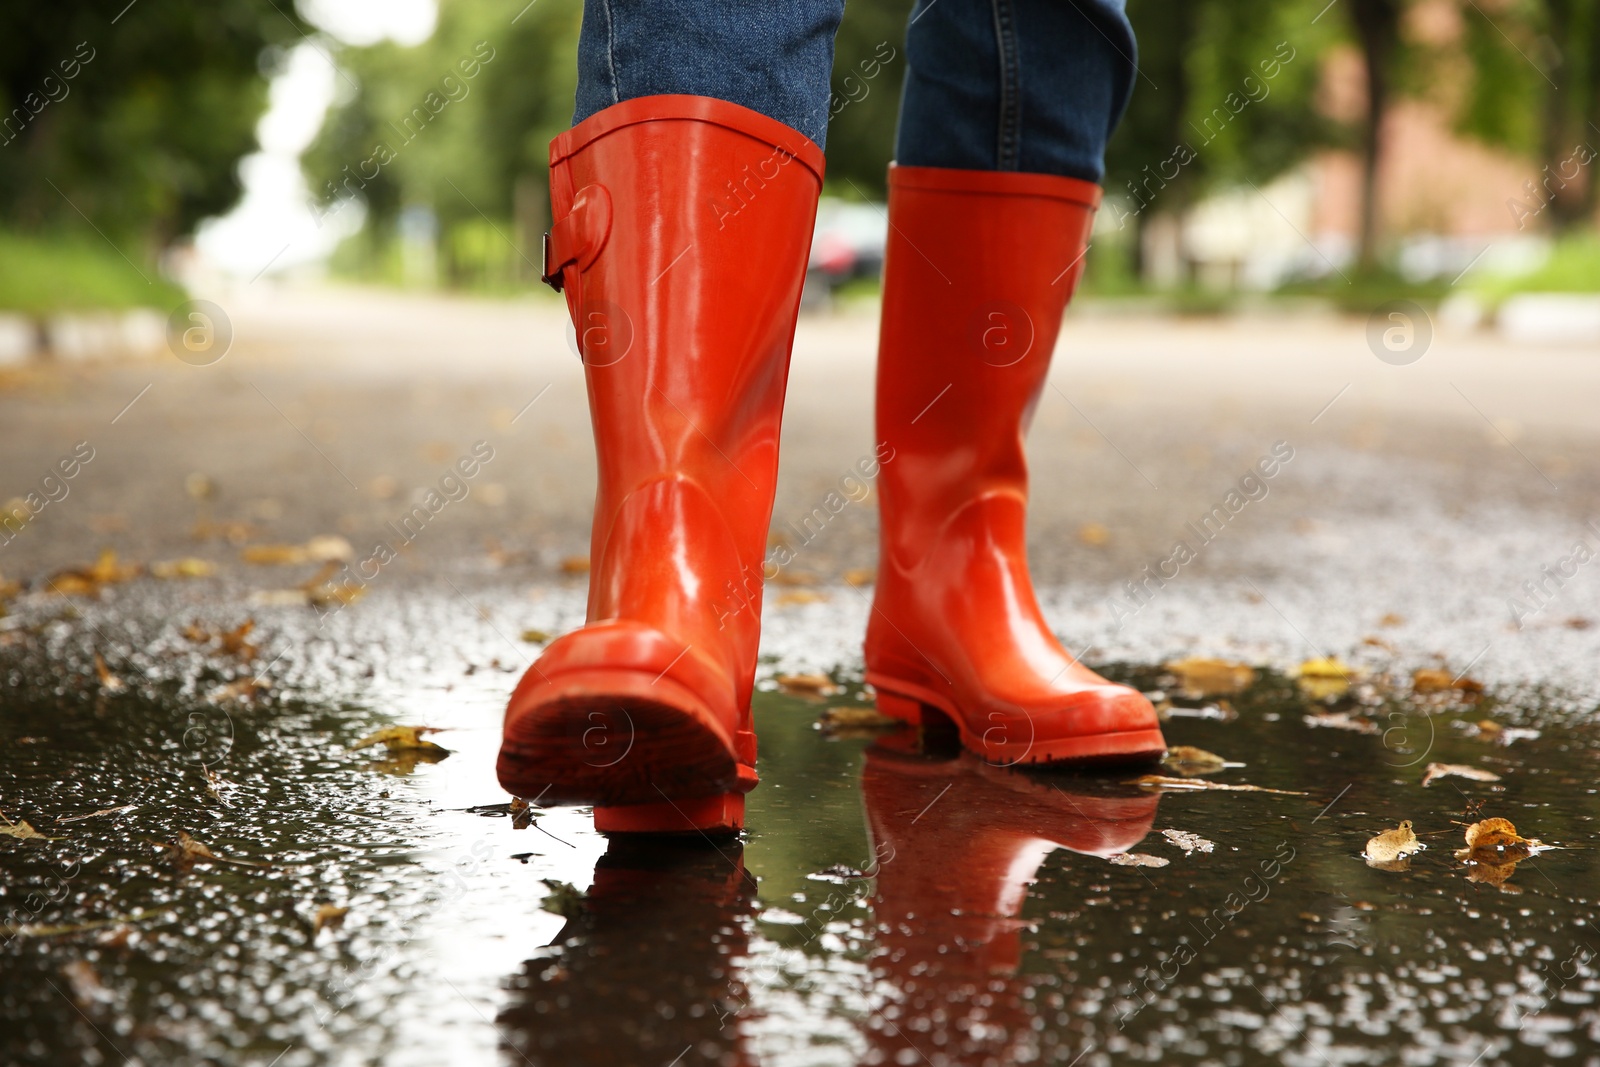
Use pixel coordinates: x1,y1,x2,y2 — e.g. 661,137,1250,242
539,231,563,293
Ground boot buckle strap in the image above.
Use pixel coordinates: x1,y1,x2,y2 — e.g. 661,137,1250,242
541,183,613,292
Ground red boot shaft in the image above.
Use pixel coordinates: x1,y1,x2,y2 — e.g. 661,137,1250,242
866,165,1166,765
498,97,823,832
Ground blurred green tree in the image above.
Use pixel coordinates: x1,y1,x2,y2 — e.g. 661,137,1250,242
1105,0,1341,280
0,2,306,256
303,0,580,285
1456,0,1600,231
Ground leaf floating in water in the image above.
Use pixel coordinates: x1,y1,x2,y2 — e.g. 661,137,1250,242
817,705,903,735
1162,657,1255,698
57,805,137,824
61,960,114,1008
1109,852,1170,868
1421,762,1502,788
540,879,587,920
1454,817,1550,865
1412,668,1484,697
1296,657,1357,700
1454,818,1552,893
1161,829,1215,854
350,726,451,755
1303,711,1379,735
313,904,349,935
1364,820,1425,864
1160,746,1243,776
93,653,126,693
0,810,60,841
157,831,269,871
1127,775,1307,796
777,673,842,697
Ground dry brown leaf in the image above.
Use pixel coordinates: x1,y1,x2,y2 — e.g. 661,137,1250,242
219,620,257,658
842,568,876,587
1161,829,1215,854
150,558,217,580
1413,668,1484,696
164,831,218,866
0,813,59,841
1109,852,1170,867
1364,820,1424,863
1296,657,1357,700
777,673,842,697
1127,775,1307,796
1160,746,1242,776
1163,657,1255,697
240,544,309,565
1378,612,1406,627
1421,763,1502,787
94,653,125,692
773,589,829,606
1303,711,1379,735
1455,817,1548,865
818,706,903,732
559,555,591,575
57,805,137,824
207,678,268,704
48,549,142,595
1077,522,1111,547
313,904,349,935
61,960,113,1007
350,725,451,755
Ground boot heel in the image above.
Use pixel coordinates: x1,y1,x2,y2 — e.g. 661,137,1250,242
874,689,928,726
594,791,744,836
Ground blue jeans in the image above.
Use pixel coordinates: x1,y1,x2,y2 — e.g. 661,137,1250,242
573,0,1136,183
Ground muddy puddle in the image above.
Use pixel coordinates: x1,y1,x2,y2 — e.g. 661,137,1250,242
2,652,1597,1066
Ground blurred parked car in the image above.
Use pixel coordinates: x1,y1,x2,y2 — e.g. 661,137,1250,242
803,197,888,309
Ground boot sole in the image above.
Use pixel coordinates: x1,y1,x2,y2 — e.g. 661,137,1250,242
867,673,1167,767
498,668,753,824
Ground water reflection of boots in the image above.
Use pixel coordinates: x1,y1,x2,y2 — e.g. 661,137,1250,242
498,838,756,1067
860,731,1160,1065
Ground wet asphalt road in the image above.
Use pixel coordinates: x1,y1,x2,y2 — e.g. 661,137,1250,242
2,283,1598,700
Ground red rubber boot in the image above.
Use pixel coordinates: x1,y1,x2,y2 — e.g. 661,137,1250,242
496,96,824,834
865,165,1166,765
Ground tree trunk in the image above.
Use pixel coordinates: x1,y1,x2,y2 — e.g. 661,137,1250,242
1348,0,1401,272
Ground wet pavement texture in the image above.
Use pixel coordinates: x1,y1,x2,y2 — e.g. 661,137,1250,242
2,634,1598,1066
3,288,1600,1064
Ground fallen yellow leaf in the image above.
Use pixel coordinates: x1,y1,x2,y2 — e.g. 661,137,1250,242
1296,657,1356,700
350,725,451,754
150,558,217,579
1163,657,1256,697
773,589,829,606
